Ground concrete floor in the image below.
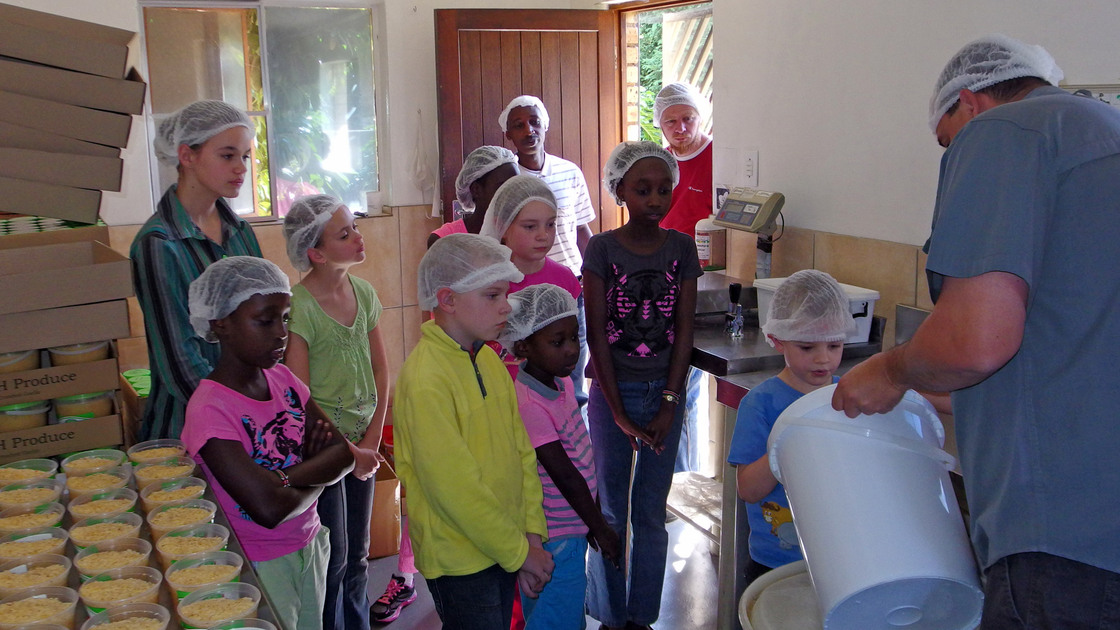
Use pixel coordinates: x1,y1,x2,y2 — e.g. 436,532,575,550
366,518,719,629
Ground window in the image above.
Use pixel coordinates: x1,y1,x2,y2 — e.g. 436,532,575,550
142,3,379,218
620,2,712,142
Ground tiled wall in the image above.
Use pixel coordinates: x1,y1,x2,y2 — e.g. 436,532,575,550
725,227,930,350
106,204,441,402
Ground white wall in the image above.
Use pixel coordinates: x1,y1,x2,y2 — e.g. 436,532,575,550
712,0,1120,246
17,0,1120,241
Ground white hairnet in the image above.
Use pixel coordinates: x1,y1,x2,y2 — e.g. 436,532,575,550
153,100,253,167
417,233,524,310
498,283,579,350
283,194,344,272
761,270,856,346
928,34,1063,132
653,82,709,129
455,146,519,212
498,95,550,133
189,256,291,343
479,175,557,241
602,141,680,206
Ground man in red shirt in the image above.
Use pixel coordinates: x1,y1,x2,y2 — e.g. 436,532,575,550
655,82,713,239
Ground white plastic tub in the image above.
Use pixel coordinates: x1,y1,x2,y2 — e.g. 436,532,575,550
753,276,880,344
767,385,982,630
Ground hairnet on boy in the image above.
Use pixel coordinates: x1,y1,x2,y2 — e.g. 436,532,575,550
762,269,856,346
153,100,254,167
498,283,579,351
498,95,550,132
479,175,557,241
188,256,291,343
928,34,1063,132
455,146,518,212
283,194,345,272
653,82,709,129
417,233,524,310
602,141,679,206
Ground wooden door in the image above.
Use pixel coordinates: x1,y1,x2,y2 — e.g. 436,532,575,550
435,9,620,231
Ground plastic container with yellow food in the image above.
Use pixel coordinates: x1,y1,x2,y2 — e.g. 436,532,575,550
0,585,78,629
131,458,195,492
73,539,152,583
145,500,215,541
0,460,57,484
0,554,72,598
137,478,205,514
52,392,114,421
163,551,243,605
154,524,228,572
0,528,69,560
61,450,127,477
0,349,39,375
0,401,50,432
67,489,138,521
78,566,162,616
47,342,110,367
208,619,278,630
0,480,65,510
0,503,65,536
65,467,131,500
176,582,260,630
79,601,171,630
125,440,185,466
69,514,143,550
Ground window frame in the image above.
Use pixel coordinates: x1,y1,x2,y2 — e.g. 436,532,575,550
137,0,386,222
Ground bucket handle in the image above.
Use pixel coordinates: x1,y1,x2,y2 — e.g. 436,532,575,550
769,418,958,482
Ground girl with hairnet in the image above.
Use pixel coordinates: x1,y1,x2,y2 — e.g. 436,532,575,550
130,100,263,441
727,270,856,588
281,194,389,630
480,175,582,378
181,256,355,630
427,145,519,249
583,141,702,630
498,284,621,629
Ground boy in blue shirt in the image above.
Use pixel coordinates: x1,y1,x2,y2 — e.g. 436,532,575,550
727,270,855,586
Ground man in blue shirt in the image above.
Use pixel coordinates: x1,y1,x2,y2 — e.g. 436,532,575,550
833,34,1120,627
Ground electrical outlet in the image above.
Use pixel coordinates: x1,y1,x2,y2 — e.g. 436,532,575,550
745,150,759,187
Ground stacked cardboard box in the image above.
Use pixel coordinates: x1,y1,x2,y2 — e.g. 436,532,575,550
0,228,133,463
0,2,146,224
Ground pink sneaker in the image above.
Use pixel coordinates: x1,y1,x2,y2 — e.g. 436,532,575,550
371,575,418,624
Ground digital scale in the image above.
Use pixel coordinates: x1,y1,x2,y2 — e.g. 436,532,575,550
713,187,785,235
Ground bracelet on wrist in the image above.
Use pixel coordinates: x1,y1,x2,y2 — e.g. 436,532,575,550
661,389,681,405
274,467,291,488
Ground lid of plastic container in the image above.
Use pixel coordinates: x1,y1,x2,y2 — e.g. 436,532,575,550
751,277,879,300
0,349,36,364
48,341,109,354
0,401,50,413
767,385,951,482
54,391,112,403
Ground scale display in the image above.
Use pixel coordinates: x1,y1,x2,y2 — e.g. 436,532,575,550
713,187,784,234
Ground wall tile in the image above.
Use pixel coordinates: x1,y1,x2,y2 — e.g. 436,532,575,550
353,214,403,308
770,226,814,278
397,205,442,307
814,232,918,349
107,225,141,257
725,230,757,282
916,251,934,310
402,305,426,361
377,306,406,400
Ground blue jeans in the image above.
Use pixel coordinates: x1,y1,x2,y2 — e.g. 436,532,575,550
522,535,588,630
316,473,374,630
585,379,684,627
674,366,704,473
427,563,516,630
981,552,1120,628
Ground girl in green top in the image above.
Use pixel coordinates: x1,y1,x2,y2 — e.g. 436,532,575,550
282,194,389,630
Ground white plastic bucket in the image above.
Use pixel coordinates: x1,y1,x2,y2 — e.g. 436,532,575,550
739,560,821,630
767,385,982,629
